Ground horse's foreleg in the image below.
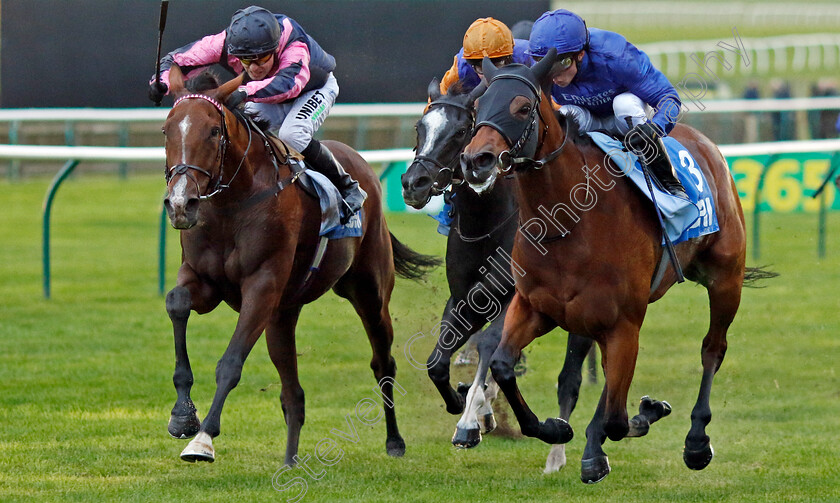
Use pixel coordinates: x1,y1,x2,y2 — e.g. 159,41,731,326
265,306,305,467
180,281,274,463
580,325,639,484
544,333,593,474
165,286,201,439
427,297,490,415
490,294,572,445
166,277,221,440
452,315,504,448
685,276,741,470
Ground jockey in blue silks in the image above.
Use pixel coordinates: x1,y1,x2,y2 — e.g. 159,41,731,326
528,9,687,197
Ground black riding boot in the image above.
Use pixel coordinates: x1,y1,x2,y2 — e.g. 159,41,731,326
643,136,688,199
302,139,367,223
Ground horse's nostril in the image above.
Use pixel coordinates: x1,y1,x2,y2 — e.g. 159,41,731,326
412,176,433,191
475,152,496,171
163,198,172,212
185,198,200,214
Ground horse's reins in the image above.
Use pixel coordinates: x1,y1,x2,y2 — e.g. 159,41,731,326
455,206,519,243
166,94,252,200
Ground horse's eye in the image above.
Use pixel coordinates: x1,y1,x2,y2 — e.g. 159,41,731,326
210,126,221,137
456,128,467,137
160,127,165,135
519,105,531,115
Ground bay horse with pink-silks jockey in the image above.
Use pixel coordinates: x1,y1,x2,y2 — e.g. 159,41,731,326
160,65,439,465
460,50,774,483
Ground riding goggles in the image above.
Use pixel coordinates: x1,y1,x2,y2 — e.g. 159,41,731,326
532,55,575,73
468,57,507,74
238,52,273,66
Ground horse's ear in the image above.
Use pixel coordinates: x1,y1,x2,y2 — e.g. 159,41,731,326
214,73,246,102
428,78,442,101
168,64,186,96
532,48,557,85
481,57,497,81
467,81,487,104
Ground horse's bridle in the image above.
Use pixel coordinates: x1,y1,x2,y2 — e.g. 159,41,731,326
165,93,252,200
411,98,476,203
479,75,570,174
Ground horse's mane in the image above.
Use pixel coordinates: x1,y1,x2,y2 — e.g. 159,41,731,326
186,70,222,93
185,70,262,129
551,110,603,150
446,81,470,96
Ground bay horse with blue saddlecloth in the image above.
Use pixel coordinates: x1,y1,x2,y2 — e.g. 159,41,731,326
402,80,599,470
161,65,439,465
460,50,774,483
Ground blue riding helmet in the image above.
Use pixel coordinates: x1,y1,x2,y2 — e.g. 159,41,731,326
527,9,589,58
226,6,282,57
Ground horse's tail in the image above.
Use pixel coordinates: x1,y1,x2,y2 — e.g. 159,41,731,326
743,265,779,288
390,232,442,281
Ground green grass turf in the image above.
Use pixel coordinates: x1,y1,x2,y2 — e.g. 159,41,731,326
1,174,838,502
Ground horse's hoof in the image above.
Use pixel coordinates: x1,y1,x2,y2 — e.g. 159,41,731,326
446,385,468,415
581,455,610,484
168,413,200,439
536,418,573,445
180,432,215,463
639,395,672,421
386,437,406,457
543,444,567,474
479,412,497,434
684,442,714,470
452,427,481,449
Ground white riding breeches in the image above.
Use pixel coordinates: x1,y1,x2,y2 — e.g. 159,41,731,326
560,92,648,136
243,72,339,152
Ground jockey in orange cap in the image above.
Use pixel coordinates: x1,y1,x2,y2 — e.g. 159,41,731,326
438,17,533,95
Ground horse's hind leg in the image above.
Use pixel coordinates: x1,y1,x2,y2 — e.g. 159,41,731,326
685,268,743,470
335,276,405,458
490,294,573,446
545,333,593,474
265,306,305,466
452,314,504,448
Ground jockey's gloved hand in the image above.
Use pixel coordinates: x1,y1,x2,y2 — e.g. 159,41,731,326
625,122,663,158
226,89,247,109
148,81,168,105
559,105,604,135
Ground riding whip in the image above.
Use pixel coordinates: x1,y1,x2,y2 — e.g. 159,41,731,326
154,0,170,107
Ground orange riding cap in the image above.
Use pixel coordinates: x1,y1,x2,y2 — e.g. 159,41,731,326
462,17,514,59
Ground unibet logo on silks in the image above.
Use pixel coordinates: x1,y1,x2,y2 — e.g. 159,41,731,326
296,91,327,121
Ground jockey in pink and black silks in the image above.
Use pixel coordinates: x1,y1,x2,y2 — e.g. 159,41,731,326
149,5,365,223
528,9,687,197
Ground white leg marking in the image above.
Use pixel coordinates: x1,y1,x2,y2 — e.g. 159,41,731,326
544,444,567,474
181,431,215,462
455,369,486,431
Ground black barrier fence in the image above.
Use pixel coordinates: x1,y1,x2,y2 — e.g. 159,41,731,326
0,0,549,108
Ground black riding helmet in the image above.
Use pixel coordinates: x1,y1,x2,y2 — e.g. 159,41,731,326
226,6,282,57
